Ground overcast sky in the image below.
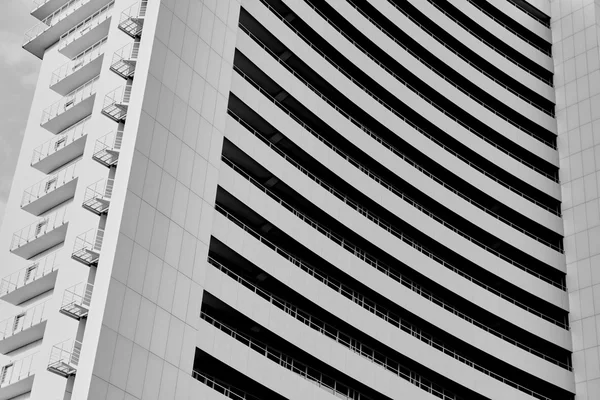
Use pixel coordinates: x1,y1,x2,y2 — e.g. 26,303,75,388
0,1,41,227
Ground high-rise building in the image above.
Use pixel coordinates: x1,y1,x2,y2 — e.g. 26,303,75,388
0,0,598,398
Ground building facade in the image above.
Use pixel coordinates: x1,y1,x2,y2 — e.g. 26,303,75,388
0,0,597,399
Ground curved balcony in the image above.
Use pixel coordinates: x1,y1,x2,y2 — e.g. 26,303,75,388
101,85,131,122
58,1,113,58
60,282,93,320
23,0,111,59
110,42,139,79
0,301,49,354
82,178,113,215
92,130,122,167
10,206,69,260
71,228,103,266
0,252,59,305
47,339,81,377
21,161,79,216
31,116,89,174
41,76,98,134
51,37,106,95
0,353,38,400
118,1,146,38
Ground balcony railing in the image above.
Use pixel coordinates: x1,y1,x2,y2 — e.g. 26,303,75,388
10,206,69,259
0,251,59,304
41,76,99,134
71,228,104,266
31,116,89,174
47,339,81,377
58,1,114,58
92,130,122,167
0,301,49,354
110,42,139,79
101,85,131,122
23,0,105,58
118,0,146,38
50,37,106,95
0,352,38,397
31,0,70,19
21,161,79,216
82,178,113,215
60,282,93,320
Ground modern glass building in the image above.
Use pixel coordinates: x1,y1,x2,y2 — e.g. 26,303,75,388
0,0,595,399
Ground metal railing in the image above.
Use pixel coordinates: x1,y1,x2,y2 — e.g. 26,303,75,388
21,161,79,208
238,19,561,210
0,251,59,296
24,0,94,45
0,300,49,340
103,84,131,109
41,76,99,125
318,0,556,124
93,130,122,157
120,0,147,20
83,178,113,204
230,71,562,252
462,0,550,55
31,116,89,166
0,352,38,387
48,339,81,369
201,312,372,400
192,371,261,400
58,1,114,50
215,203,569,370
232,79,567,287
208,257,462,399
339,0,554,116
421,0,552,84
259,0,559,163
31,0,62,13
73,228,104,255
210,210,552,400
217,161,567,327
111,42,140,76
506,0,550,28
11,206,68,251
51,37,107,86
61,282,93,310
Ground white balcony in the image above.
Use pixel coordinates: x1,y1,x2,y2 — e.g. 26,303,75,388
41,76,98,134
71,228,103,266
47,339,80,377
82,178,113,215
10,207,69,260
31,117,89,174
21,161,79,216
59,282,93,320
23,0,112,59
110,42,139,79
58,1,113,58
0,252,59,305
0,301,49,354
51,37,106,95
92,130,122,167
0,353,38,400
118,1,146,38
101,85,131,122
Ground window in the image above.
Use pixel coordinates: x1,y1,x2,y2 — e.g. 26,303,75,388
12,314,25,333
44,178,57,193
0,364,13,385
24,263,38,284
54,136,67,151
35,220,48,237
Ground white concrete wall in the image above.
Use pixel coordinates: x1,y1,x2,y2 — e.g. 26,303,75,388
69,0,239,399
553,0,600,398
